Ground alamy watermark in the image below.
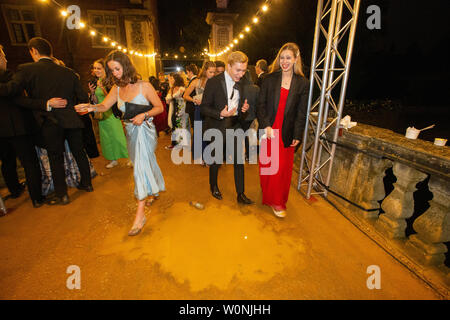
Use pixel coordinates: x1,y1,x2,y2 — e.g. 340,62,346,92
366,265,381,289
65,5,82,30
366,5,381,30
170,121,280,175
66,265,81,290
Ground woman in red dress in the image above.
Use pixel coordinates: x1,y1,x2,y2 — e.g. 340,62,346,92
257,43,309,217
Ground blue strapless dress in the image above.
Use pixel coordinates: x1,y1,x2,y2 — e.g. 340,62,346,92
117,86,165,200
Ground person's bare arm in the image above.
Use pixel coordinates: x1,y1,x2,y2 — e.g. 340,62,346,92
183,79,198,104
75,85,118,113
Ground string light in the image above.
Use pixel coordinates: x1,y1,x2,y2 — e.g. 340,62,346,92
205,0,272,58
42,0,271,60
38,0,157,59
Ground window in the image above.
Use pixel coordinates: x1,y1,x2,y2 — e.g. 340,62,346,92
87,10,120,48
1,4,41,46
217,27,229,49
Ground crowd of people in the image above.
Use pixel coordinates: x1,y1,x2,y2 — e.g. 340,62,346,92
0,36,308,235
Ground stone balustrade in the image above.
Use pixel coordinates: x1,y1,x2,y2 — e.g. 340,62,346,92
295,122,449,290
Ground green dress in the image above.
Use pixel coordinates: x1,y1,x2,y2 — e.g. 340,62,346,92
95,85,129,160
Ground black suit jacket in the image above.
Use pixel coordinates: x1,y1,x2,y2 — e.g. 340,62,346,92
200,72,249,134
255,72,266,88
257,71,309,148
241,81,259,123
0,58,88,128
0,69,37,137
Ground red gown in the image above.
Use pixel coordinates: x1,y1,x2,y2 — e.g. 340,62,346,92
259,87,295,211
153,91,169,133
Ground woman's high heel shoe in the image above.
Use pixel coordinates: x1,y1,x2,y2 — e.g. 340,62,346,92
128,215,147,236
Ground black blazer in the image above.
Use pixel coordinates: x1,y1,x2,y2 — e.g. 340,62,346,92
0,70,37,137
200,72,249,134
241,81,259,122
0,58,88,128
255,72,266,87
257,71,309,148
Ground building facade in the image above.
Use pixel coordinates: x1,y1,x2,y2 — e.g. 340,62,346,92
0,0,160,84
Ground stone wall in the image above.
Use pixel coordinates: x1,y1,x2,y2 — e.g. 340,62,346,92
295,123,449,296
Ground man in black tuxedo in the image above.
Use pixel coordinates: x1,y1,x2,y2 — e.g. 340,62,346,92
200,51,253,205
0,37,93,205
255,59,268,88
0,44,44,208
241,71,260,161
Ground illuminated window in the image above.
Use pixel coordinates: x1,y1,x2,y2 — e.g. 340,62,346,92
87,10,120,48
217,27,229,48
1,4,41,46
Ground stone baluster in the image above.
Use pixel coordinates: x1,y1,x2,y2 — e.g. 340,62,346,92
376,162,427,238
406,175,450,266
359,158,393,219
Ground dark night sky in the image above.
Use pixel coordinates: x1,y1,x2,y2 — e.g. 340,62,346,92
157,0,450,105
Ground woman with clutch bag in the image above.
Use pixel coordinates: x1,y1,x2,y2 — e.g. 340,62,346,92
90,59,128,169
75,50,165,236
183,61,216,162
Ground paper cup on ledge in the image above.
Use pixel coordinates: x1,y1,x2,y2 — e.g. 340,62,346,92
405,127,420,139
434,138,447,146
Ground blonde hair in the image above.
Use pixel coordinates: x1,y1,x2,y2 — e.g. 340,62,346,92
269,42,304,77
227,51,248,66
198,61,216,79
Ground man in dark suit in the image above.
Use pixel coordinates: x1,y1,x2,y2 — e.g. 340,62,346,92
0,37,93,205
200,51,253,205
255,59,268,87
241,71,260,161
184,63,198,153
0,44,44,208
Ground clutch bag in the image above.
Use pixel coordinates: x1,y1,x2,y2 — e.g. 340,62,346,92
122,102,153,120
193,93,203,104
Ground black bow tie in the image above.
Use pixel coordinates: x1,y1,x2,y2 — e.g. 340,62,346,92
229,83,239,100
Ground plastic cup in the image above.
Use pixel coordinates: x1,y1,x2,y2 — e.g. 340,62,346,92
434,138,447,146
405,127,420,139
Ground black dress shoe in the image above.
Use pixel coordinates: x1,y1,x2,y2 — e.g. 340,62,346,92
211,186,222,200
47,194,70,205
237,193,254,205
9,182,26,199
32,198,45,208
77,184,94,192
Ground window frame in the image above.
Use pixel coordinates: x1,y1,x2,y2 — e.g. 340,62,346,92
1,4,42,46
87,10,121,49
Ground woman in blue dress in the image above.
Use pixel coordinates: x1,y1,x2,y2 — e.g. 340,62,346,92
75,50,165,236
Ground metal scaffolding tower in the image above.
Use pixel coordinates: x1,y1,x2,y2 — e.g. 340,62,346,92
298,0,361,199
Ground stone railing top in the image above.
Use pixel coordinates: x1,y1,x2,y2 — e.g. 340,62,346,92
331,123,450,179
